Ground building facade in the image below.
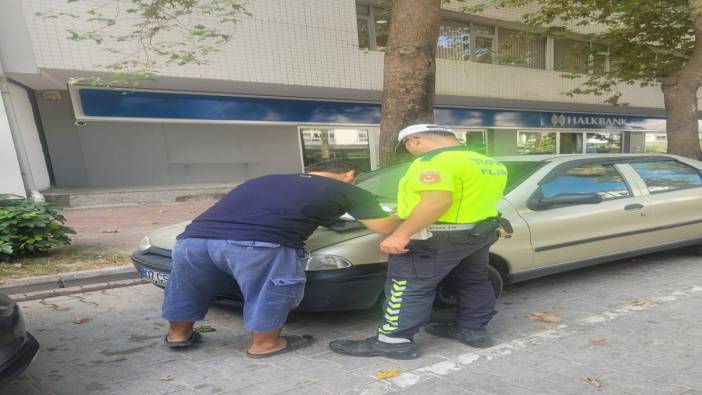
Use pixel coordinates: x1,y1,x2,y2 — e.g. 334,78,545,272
0,0,700,196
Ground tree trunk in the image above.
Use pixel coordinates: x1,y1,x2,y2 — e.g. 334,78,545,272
379,0,443,166
320,130,330,160
662,0,702,160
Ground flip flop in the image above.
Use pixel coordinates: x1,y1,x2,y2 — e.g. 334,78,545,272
246,335,314,359
164,331,202,348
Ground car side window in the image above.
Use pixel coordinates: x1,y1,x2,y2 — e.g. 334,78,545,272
540,163,631,200
630,160,702,194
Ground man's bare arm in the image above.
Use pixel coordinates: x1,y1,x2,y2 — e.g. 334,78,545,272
359,215,403,235
379,191,452,254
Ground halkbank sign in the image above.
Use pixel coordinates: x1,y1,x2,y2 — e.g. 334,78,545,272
550,113,627,128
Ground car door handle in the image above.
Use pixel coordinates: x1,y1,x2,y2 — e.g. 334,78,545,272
624,204,644,211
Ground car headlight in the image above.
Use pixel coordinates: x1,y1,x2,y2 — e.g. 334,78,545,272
305,254,353,271
138,236,151,251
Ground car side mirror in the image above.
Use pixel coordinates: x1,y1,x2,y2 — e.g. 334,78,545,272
529,193,603,210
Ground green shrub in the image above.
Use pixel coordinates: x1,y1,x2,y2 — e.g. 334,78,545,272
0,195,75,262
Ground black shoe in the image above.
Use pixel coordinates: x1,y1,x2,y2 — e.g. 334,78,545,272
424,322,494,348
329,336,420,360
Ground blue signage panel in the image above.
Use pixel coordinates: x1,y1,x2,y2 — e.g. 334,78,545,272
79,88,667,130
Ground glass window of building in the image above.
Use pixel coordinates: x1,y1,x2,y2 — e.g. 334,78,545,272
644,133,668,153
474,24,496,64
497,28,546,70
300,128,371,172
540,164,631,201
517,131,556,154
357,5,371,50
437,21,472,61
630,161,702,194
436,21,496,63
356,6,389,50
373,8,390,50
357,6,371,50
644,133,702,153
554,39,588,73
586,132,622,153
591,52,608,75
360,9,546,68
474,36,495,63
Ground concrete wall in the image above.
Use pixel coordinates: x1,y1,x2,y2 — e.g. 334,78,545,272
36,92,303,188
0,93,25,196
7,81,50,190
34,91,89,187
15,0,667,109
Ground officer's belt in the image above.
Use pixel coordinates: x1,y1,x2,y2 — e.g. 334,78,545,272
427,223,475,232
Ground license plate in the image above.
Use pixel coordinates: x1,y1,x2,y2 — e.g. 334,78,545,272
138,267,170,287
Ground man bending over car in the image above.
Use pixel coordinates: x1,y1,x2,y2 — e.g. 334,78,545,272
161,160,399,358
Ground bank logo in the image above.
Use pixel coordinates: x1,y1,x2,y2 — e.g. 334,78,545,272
549,113,627,128
551,114,567,127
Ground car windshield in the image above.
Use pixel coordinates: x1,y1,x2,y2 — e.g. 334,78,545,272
356,160,543,201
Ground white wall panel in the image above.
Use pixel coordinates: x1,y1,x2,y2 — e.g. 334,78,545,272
8,81,50,190
17,0,663,109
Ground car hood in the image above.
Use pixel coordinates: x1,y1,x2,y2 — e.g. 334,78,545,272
146,221,372,252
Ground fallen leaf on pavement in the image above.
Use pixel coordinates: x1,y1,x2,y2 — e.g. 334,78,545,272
193,324,216,333
628,299,654,307
100,229,119,234
527,312,561,323
72,317,91,324
583,376,601,387
543,323,557,330
376,369,400,380
159,210,167,213
591,338,608,346
160,373,174,381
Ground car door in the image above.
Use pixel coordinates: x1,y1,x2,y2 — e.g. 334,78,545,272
518,160,651,268
622,158,702,248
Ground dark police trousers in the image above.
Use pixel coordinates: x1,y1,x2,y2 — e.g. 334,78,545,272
377,230,499,340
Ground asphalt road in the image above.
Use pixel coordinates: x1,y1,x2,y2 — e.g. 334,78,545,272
6,247,702,394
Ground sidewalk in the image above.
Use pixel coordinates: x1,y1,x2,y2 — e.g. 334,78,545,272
62,201,214,252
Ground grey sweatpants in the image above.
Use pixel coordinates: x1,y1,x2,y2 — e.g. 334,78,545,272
377,230,498,339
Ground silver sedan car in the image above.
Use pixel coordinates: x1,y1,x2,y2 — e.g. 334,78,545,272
132,154,702,311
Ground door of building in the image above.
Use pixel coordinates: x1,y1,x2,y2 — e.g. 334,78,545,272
558,132,584,154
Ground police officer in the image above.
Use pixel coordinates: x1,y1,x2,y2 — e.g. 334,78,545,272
329,124,507,360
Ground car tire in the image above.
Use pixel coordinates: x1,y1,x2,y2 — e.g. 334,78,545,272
430,265,503,323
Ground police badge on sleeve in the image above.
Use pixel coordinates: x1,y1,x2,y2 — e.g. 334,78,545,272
419,171,441,184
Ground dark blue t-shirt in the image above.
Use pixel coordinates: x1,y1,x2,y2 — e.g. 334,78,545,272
179,174,387,248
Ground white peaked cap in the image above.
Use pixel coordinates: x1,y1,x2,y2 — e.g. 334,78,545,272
395,124,455,150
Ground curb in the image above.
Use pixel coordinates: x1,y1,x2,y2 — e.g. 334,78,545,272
0,266,140,296
9,278,148,302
